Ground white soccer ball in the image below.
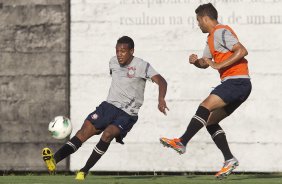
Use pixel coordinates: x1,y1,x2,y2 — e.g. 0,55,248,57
48,116,72,139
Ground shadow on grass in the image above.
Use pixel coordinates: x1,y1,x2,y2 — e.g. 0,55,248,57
222,173,282,181
110,175,201,180
108,174,282,182
110,175,170,180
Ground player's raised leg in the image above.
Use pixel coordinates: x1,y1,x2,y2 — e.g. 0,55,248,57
160,105,210,154
42,120,99,173
160,94,226,154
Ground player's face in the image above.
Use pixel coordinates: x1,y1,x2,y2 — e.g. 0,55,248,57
116,43,134,66
197,15,208,33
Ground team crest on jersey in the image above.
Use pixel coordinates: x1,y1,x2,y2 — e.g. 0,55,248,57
127,67,136,78
91,113,98,120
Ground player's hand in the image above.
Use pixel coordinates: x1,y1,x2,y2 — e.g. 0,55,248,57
203,57,221,70
158,98,169,115
189,54,198,64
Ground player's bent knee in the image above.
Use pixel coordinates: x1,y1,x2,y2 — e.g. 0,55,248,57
101,131,115,143
75,127,96,143
75,131,88,143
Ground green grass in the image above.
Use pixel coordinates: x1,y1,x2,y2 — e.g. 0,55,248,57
1,174,282,184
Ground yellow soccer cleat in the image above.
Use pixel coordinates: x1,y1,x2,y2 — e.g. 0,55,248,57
42,147,56,173
75,171,87,180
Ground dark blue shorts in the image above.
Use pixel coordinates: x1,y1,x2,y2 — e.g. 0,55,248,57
85,101,138,144
211,78,252,115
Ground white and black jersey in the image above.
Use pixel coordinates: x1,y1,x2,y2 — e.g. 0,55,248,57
106,56,158,116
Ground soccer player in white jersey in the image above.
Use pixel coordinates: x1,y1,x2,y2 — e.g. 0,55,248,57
42,36,168,180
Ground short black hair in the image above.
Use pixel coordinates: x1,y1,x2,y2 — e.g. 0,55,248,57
117,36,134,49
195,3,218,20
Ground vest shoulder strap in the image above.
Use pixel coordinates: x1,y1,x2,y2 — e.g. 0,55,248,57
207,25,238,55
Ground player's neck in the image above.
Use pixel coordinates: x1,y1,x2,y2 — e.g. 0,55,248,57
207,21,219,34
122,56,134,66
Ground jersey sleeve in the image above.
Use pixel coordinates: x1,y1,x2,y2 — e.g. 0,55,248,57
214,29,238,51
146,63,159,79
138,61,159,79
203,42,212,58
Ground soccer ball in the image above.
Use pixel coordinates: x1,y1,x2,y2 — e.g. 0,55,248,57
48,116,72,139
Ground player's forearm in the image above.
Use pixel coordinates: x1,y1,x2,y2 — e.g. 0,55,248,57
219,48,248,69
158,77,167,101
151,74,167,100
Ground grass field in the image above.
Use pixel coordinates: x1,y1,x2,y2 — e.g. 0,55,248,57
1,174,282,184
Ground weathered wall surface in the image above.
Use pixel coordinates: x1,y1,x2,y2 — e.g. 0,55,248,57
0,0,69,171
70,0,282,172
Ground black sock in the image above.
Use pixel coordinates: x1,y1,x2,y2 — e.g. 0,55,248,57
180,106,210,146
54,136,82,163
80,139,110,173
206,124,233,161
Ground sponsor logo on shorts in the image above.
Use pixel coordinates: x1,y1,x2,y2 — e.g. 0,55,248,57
118,125,124,129
91,113,98,120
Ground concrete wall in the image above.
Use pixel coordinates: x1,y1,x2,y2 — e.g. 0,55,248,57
0,0,69,171
70,0,282,172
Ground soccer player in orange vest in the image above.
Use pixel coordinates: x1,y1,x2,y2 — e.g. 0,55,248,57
160,3,252,179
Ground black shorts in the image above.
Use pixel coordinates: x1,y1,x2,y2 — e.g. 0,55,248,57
211,78,252,115
86,101,138,144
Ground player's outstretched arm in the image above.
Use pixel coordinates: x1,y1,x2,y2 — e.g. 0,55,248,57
151,74,169,115
189,54,209,69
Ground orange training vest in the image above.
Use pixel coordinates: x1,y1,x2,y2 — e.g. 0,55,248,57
207,25,249,80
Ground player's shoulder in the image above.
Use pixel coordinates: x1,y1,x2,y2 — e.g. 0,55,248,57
214,28,228,35
109,56,118,65
110,56,117,62
214,25,234,35
214,26,236,41
132,56,150,66
133,56,145,62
